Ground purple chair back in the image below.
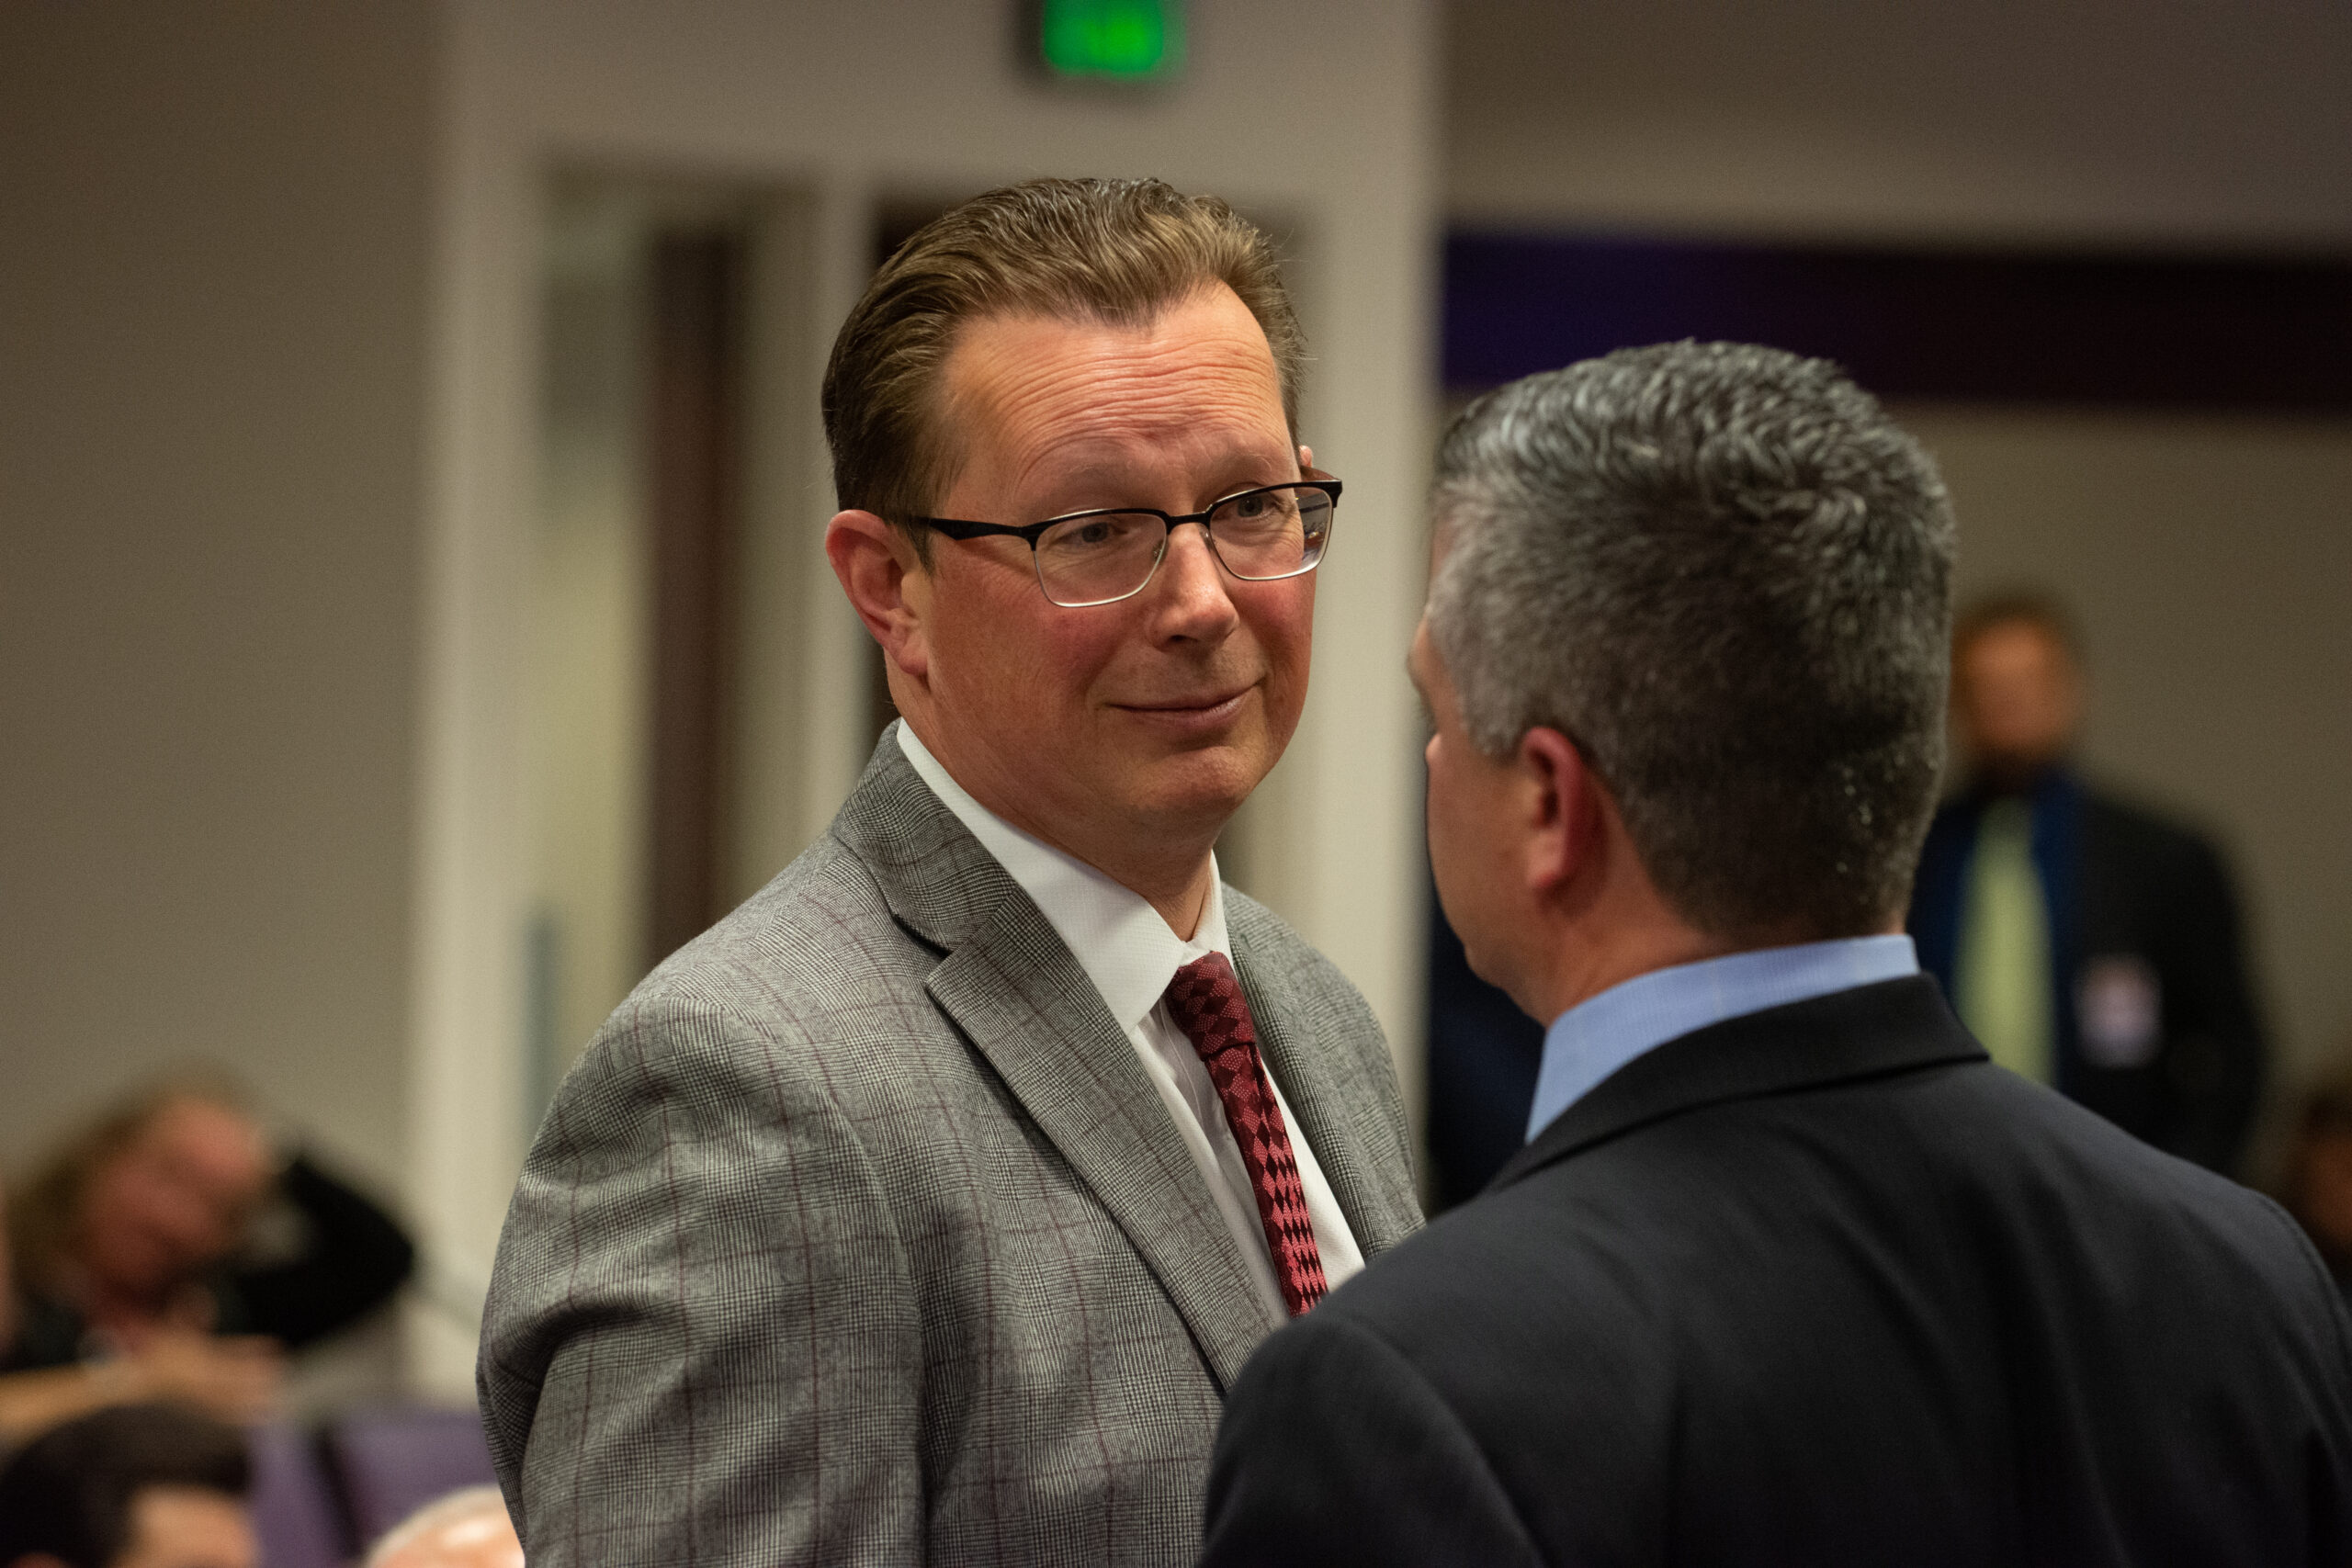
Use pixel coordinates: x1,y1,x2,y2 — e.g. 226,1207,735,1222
324,1404,500,1548
245,1422,346,1568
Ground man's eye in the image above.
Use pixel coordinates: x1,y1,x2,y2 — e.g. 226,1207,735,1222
1046,514,1148,555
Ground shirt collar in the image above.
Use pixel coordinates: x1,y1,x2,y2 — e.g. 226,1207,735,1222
1526,934,1920,1141
896,722,1227,1031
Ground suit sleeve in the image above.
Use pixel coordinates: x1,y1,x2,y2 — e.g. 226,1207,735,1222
1200,1310,1543,1568
477,995,922,1567
220,1154,415,1348
2162,831,2266,1172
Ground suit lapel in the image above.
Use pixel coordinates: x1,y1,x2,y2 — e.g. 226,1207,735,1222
1235,937,1420,1258
836,730,1280,1392
926,901,1281,1390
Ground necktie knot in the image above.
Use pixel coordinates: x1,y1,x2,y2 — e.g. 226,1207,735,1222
1165,953,1257,1066
1163,953,1328,1315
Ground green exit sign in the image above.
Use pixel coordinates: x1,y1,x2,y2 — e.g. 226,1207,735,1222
1037,0,1185,82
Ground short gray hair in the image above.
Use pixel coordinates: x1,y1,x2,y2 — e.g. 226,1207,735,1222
1427,342,1956,942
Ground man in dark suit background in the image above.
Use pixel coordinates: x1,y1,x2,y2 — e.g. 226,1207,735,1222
1908,595,2266,1174
1200,342,2352,1566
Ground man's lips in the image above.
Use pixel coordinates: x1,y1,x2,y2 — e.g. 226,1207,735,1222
1114,685,1256,716
1111,685,1258,729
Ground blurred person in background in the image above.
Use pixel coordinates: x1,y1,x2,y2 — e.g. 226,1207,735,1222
2282,1055,2352,1309
1,1108,276,1446
363,1487,521,1568
1907,594,2266,1174
4,1077,413,1427
0,1402,254,1568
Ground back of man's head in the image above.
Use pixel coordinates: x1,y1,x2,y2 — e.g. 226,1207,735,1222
1428,341,1957,943
822,175,1303,550
0,1403,252,1568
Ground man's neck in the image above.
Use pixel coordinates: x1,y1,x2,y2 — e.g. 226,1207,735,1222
1973,754,2066,798
1531,919,1735,1026
1534,914,1909,1027
897,721,1222,940
990,818,1218,940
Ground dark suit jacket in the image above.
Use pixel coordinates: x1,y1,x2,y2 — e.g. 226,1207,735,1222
1910,769,2266,1173
480,731,1421,1566
1202,976,2352,1567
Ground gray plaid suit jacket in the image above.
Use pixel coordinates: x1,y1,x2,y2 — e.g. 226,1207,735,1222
478,729,1423,1565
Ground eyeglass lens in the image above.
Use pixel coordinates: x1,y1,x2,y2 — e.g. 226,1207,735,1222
1033,484,1334,607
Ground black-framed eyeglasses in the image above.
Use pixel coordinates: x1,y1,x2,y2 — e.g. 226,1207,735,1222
912,479,1340,608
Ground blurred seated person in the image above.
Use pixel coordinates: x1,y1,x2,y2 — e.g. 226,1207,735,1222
4,1079,413,1400
2282,1059,2352,1309
364,1488,522,1568
3,1180,277,1446
1908,594,2266,1174
0,1402,254,1568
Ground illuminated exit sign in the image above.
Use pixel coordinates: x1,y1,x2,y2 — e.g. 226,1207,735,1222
1036,0,1186,82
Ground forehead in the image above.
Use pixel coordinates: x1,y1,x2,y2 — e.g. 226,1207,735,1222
1962,618,2071,670
141,1098,247,1152
126,1099,262,1189
936,286,1288,500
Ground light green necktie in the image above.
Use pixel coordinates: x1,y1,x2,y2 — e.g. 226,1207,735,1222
1956,797,2053,1084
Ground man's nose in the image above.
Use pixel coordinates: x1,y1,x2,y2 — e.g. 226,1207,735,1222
1150,522,1241,637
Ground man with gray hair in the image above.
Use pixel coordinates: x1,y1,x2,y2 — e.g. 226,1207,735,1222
1200,342,2352,1565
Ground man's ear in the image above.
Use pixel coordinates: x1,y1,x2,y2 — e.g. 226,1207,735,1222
825,510,933,682
1517,726,1600,896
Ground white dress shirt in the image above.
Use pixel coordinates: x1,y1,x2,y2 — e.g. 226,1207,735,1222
898,724,1363,1319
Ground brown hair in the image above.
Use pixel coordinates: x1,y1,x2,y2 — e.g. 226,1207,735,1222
1953,590,2083,663
6,1074,252,1301
821,176,1305,558
0,1403,251,1566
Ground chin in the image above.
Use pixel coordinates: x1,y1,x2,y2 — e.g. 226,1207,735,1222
1130,746,1268,829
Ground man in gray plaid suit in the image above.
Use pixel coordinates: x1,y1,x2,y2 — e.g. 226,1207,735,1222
478,178,1423,1564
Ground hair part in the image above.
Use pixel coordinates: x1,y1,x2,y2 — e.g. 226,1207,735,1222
1427,341,1958,942
821,176,1305,561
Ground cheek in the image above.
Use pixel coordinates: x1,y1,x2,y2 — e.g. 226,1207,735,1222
1245,582,1316,716
934,577,1097,708
1268,579,1315,669
82,1169,141,1233
1424,750,1471,855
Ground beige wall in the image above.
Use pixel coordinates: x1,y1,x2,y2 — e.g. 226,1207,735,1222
1900,408,2352,1099
0,3,435,1190
1447,0,2352,246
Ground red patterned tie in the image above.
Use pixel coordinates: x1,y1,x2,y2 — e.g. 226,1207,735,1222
1163,953,1328,1315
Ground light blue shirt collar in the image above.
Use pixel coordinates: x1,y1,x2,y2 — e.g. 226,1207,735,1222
1526,935,1920,1141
